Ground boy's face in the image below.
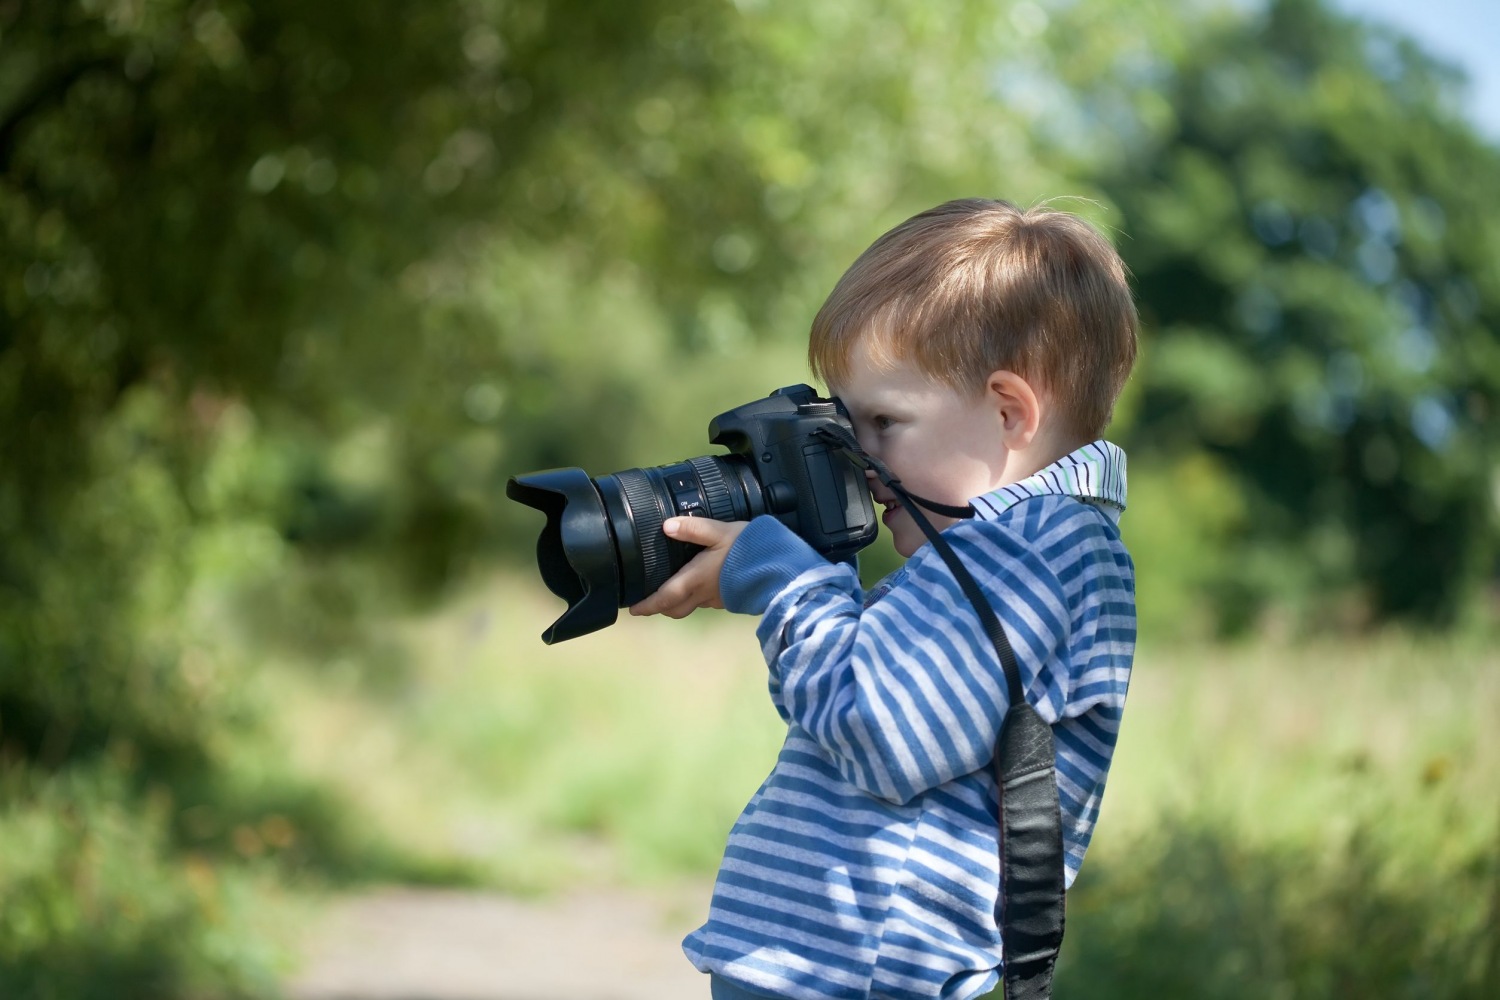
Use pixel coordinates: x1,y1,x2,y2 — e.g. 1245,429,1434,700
829,339,1012,558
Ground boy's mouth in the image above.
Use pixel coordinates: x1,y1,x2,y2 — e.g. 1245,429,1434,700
880,499,902,525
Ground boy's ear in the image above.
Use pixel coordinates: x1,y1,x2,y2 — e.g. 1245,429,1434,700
984,370,1042,448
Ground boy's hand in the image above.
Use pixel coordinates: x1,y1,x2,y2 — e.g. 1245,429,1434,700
628,517,748,619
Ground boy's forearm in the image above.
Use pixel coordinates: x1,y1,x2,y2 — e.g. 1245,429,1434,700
721,516,915,800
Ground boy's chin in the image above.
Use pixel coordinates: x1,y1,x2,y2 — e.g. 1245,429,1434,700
891,529,922,559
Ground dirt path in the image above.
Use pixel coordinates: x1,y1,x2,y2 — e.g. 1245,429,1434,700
287,884,713,1000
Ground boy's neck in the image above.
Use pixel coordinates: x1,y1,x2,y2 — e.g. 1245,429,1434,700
994,428,1087,490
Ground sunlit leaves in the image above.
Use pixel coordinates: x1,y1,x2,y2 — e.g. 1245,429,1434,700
1098,0,1500,626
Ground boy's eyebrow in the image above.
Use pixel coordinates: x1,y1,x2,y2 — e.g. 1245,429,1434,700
834,393,877,414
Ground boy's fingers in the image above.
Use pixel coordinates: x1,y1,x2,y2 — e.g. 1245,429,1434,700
657,583,724,617
632,587,703,619
629,565,708,617
629,587,675,617
657,598,699,620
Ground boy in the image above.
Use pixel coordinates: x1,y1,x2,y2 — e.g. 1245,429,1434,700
631,198,1138,1000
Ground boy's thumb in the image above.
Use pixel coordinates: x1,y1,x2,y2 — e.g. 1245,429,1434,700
663,516,719,542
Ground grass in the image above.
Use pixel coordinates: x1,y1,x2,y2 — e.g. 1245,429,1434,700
292,578,1500,880
263,575,787,891
1099,633,1500,865
1062,635,1500,998
265,574,1499,995
13,573,1487,998
0,761,302,1000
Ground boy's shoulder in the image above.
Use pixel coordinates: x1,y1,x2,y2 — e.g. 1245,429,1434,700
896,495,1132,613
985,491,1122,537
864,496,1123,594
955,493,1126,564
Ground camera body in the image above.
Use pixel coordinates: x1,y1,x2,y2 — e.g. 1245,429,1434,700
506,384,878,643
707,384,877,562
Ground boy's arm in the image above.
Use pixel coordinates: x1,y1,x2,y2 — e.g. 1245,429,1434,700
721,513,1071,805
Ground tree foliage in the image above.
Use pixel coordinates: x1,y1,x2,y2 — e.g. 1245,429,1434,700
0,2,1088,989
1092,0,1500,627
2,0,1101,764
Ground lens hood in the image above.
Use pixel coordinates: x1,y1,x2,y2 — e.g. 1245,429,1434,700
505,468,621,644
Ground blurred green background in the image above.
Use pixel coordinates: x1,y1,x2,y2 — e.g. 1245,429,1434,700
2,0,1498,996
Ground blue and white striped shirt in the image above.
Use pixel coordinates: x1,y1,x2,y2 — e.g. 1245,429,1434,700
682,441,1136,1000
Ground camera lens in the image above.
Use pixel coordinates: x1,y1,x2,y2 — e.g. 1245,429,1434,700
506,454,766,643
600,455,766,605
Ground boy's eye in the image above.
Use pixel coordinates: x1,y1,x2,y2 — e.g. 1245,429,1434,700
872,415,894,430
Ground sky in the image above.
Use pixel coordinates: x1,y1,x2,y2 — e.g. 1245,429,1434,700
1333,0,1500,142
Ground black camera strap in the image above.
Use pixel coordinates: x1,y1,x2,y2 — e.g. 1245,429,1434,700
813,425,1066,1000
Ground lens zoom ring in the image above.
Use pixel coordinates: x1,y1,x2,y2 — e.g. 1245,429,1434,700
689,456,737,522
617,470,670,594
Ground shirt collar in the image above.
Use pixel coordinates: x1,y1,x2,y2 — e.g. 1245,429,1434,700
969,440,1128,523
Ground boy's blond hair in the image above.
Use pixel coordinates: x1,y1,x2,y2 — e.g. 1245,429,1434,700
809,198,1138,441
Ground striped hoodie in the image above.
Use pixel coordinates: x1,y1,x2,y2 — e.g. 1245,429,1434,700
682,441,1136,1000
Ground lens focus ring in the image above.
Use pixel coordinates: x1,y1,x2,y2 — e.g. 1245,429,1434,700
688,456,737,522
616,470,670,595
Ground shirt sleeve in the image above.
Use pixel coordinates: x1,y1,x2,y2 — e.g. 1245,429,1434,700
720,513,1072,804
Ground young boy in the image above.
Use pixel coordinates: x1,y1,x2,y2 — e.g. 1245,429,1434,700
631,198,1138,1000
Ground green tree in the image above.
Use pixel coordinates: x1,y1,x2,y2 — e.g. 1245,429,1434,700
0,1,1100,990
1086,0,1500,628
3,0,1112,763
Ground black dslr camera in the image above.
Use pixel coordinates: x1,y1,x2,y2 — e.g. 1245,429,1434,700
506,385,879,643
